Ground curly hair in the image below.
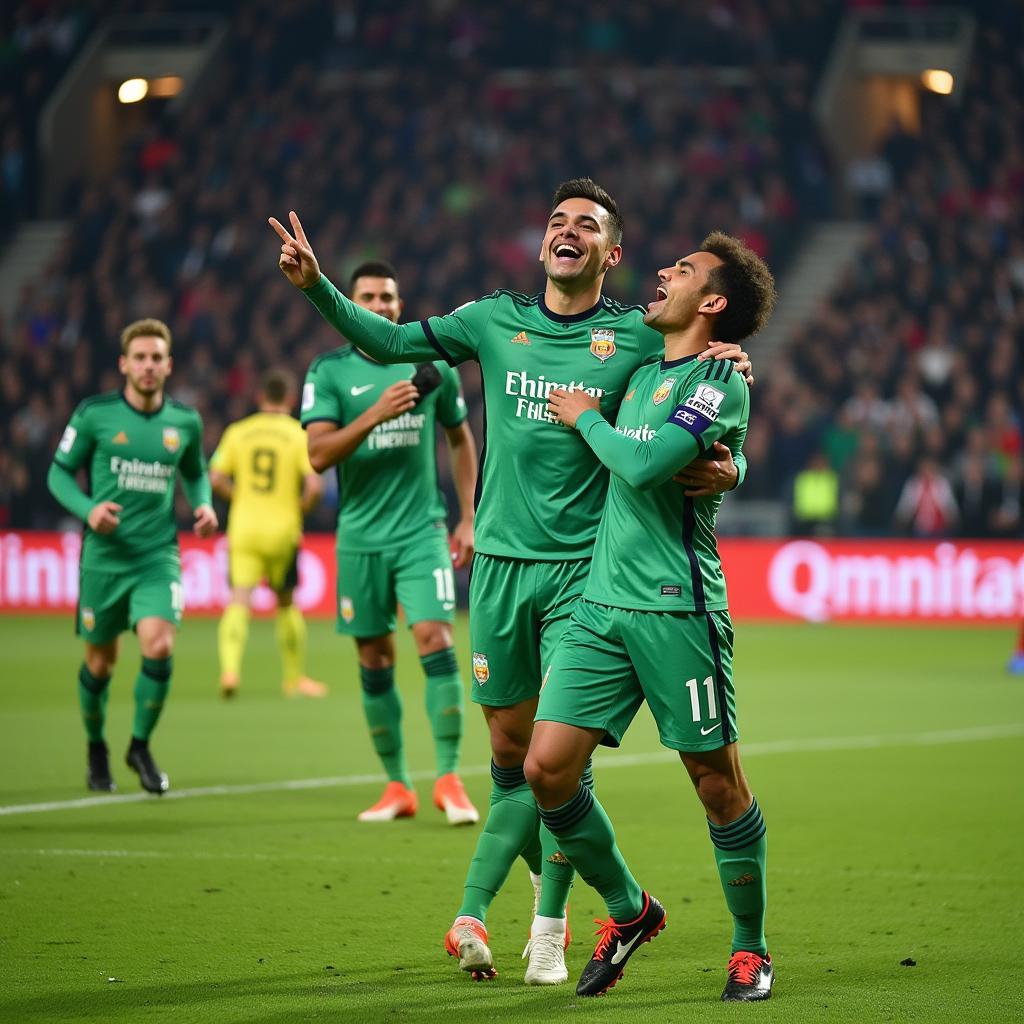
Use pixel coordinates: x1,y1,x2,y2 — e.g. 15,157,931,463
699,232,777,343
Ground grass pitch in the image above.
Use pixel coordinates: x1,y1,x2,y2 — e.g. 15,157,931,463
0,613,1022,1023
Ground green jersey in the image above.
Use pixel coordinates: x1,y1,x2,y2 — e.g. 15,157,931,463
51,391,209,574
578,354,749,612
304,277,665,560
300,347,468,552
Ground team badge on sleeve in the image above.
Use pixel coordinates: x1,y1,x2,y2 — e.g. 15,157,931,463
58,425,77,453
652,377,676,405
472,652,490,684
340,596,355,623
162,427,180,452
590,329,616,362
685,384,726,420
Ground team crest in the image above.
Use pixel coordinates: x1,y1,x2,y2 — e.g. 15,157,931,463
340,596,355,623
81,607,95,632
162,427,180,452
472,651,490,684
590,328,616,362
652,377,676,405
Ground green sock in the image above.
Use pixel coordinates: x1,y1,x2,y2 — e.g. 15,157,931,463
132,656,172,741
420,647,463,776
537,758,593,918
78,664,111,743
709,797,768,956
360,666,411,787
538,781,643,922
457,761,539,923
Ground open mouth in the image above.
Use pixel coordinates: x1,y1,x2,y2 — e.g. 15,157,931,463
655,285,668,300
553,242,583,263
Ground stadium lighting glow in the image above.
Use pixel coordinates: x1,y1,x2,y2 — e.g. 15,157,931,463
148,76,184,98
117,78,149,104
921,69,954,95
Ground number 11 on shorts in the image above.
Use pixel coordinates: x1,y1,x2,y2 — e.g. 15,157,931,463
685,676,718,722
432,567,455,604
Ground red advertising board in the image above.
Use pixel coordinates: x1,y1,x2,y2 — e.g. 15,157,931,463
1,532,1022,623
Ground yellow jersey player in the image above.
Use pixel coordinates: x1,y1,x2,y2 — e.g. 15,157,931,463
209,369,325,698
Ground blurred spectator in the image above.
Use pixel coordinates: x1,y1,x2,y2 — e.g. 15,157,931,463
791,452,839,536
895,458,958,538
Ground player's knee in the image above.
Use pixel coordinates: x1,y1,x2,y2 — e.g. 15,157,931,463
694,770,744,818
412,621,451,654
85,649,116,677
523,751,557,798
142,633,175,661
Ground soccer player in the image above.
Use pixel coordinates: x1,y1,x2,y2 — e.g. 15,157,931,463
47,318,217,795
269,183,750,985
301,260,480,826
529,232,776,1001
209,368,325,698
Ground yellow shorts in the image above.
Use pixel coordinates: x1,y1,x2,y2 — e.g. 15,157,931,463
228,541,300,592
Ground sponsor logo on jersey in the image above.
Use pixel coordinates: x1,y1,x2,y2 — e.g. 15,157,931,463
590,328,616,362
472,651,490,684
110,456,175,493
684,383,726,421
162,427,181,452
340,596,355,623
113,431,129,445
301,382,315,411
81,607,95,631
510,331,531,345
615,422,657,441
366,411,426,451
504,371,605,423
652,377,676,405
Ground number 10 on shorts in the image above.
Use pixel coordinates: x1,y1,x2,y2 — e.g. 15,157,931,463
685,676,718,723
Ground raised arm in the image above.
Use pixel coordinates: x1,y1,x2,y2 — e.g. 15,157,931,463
269,211,439,364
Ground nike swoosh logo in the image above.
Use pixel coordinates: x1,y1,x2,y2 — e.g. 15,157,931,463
700,723,722,736
350,385,374,396
610,933,642,965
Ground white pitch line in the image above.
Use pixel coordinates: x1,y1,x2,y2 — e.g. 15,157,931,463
1,722,1021,819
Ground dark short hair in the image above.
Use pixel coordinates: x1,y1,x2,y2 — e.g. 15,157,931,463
349,260,399,291
551,178,623,245
261,368,297,404
699,232,777,343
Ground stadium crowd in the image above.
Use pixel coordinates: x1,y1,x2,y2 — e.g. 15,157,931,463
742,7,1024,539
2,0,1021,542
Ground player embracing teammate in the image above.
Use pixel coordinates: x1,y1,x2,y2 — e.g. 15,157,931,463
270,178,755,992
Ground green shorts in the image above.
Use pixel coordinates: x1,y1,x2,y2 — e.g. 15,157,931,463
77,566,183,646
536,598,738,752
336,527,455,636
469,554,591,708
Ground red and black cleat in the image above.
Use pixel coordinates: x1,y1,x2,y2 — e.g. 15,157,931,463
721,951,774,1001
575,892,666,997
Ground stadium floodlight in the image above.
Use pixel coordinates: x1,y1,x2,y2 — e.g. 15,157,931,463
921,69,954,95
117,78,149,104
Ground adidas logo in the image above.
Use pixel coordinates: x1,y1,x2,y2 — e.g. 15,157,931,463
113,431,129,444
510,331,530,345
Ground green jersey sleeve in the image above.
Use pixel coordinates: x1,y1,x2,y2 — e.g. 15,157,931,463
420,296,499,365
178,411,212,508
303,275,439,364
52,402,96,473
575,368,749,491
300,354,344,426
436,362,468,428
